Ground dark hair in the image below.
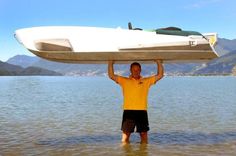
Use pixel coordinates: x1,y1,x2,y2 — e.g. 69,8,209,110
130,62,141,69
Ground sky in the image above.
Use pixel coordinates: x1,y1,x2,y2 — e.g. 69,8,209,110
0,0,236,61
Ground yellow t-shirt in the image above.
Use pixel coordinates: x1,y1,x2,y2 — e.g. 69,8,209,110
117,75,156,110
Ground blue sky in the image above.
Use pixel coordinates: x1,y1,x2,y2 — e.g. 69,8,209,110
0,0,236,61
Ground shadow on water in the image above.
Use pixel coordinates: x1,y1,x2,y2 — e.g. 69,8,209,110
150,131,236,145
37,134,120,147
36,131,236,147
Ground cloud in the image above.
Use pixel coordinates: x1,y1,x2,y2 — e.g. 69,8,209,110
184,0,222,9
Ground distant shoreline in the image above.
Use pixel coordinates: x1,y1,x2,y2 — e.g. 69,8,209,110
0,74,235,77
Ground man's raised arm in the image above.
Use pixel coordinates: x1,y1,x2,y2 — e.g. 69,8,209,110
154,60,164,83
108,60,118,82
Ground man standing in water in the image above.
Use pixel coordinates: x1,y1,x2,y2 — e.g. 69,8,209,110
108,60,164,144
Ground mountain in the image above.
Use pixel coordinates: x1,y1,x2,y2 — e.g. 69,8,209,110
0,60,24,75
20,66,62,76
217,38,236,52
31,59,106,75
7,55,111,76
6,55,201,76
0,60,62,76
191,50,236,75
7,55,39,68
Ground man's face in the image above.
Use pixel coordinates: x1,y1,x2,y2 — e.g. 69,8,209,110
130,65,141,79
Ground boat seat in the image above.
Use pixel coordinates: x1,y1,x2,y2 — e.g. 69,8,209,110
34,39,73,51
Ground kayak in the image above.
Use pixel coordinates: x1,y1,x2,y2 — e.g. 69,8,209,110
15,25,218,64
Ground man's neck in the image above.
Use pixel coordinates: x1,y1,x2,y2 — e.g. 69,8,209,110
130,75,141,80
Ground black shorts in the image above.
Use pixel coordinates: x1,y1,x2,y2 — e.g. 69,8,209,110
121,110,149,133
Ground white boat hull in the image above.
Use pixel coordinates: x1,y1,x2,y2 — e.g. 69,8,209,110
15,26,218,64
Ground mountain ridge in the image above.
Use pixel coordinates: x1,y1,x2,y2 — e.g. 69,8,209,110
0,60,62,76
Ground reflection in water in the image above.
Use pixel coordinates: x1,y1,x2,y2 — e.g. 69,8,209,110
37,134,120,147
36,131,236,147
150,131,236,145
122,143,148,156
32,131,236,155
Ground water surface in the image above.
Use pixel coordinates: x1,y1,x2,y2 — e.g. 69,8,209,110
0,76,236,155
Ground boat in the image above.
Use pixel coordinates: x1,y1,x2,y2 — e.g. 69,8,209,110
15,23,218,64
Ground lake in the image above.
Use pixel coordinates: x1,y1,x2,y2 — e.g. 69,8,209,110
0,76,236,155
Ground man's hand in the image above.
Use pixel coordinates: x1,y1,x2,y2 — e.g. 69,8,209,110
108,60,115,65
154,60,163,64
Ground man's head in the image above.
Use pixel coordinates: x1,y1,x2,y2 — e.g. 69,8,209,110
130,62,141,79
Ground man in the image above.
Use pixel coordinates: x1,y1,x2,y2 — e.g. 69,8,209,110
108,60,164,144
